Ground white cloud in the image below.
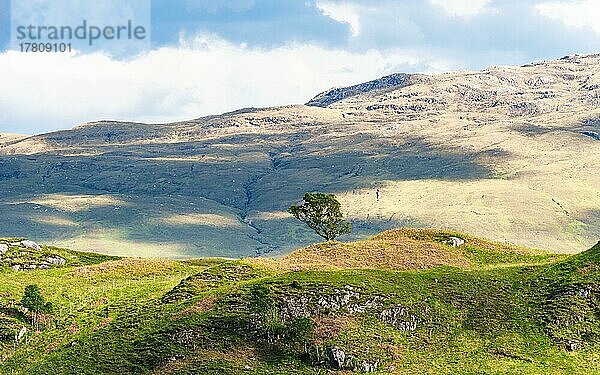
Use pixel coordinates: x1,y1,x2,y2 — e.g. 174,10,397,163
535,0,600,34
429,0,495,19
316,0,361,37
0,34,455,134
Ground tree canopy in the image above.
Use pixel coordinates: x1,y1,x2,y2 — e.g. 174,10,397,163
288,192,351,241
22,284,53,329
22,285,52,313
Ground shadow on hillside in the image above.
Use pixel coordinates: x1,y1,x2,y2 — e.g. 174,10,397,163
0,131,505,257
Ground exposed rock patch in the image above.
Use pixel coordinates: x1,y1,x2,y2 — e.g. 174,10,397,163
306,73,417,107
46,256,66,266
0,239,67,271
277,285,383,321
324,345,379,372
446,237,465,247
379,305,420,332
543,283,600,350
20,240,42,251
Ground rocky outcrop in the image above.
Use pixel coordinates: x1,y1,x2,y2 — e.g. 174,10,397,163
20,240,42,251
378,305,419,332
508,102,543,117
543,283,600,350
325,346,378,373
0,239,67,271
306,73,417,107
45,256,66,266
446,237,465,247
525,75,555,88
278,285,383,321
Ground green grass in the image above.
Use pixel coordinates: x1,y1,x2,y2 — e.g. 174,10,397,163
0,236,599,374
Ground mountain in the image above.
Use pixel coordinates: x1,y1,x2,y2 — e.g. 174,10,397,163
1,54,599,258
1,231,599,374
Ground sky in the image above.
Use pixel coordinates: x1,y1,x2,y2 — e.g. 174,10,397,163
1,0,600,134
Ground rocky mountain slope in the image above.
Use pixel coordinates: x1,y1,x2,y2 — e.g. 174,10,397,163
306,73,416,107
0,54,599,257
0,230,598,374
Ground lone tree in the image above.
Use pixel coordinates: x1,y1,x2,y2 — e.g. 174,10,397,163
288,192,351,241
21,284,53,330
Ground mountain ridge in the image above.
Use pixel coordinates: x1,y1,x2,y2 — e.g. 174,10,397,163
0,54,599,257
306,72,418,107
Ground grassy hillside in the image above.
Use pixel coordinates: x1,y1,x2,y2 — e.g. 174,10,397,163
0,230,599,374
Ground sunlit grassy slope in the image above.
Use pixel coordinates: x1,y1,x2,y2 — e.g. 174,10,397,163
1,229,599,374
1,55,600,257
